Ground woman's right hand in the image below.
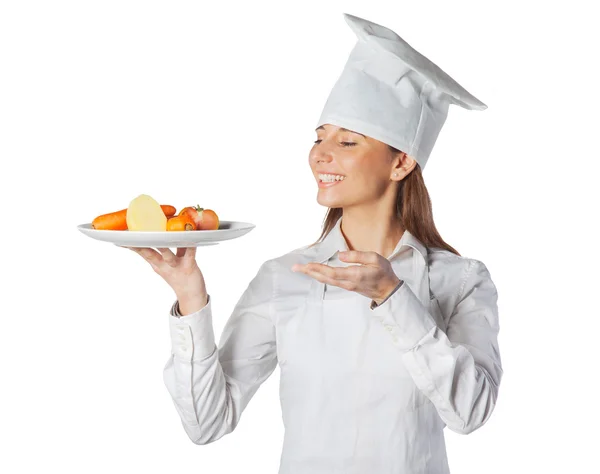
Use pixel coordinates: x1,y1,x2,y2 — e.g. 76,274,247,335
122,246,208,311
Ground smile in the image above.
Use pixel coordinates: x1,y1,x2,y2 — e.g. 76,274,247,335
318,178,345,188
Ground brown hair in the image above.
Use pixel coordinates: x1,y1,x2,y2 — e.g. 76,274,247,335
308,145,461,256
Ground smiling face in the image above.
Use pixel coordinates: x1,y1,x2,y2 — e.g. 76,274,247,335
309,123,411,209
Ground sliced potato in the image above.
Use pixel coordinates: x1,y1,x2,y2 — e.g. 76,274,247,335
126,194,167,231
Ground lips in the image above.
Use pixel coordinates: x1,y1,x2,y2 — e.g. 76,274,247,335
318,178,344,188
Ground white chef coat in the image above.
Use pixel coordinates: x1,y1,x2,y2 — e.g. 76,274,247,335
163,216,503,473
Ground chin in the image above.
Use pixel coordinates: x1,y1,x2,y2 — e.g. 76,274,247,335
317,195,346,208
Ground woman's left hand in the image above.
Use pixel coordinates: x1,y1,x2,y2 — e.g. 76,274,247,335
291,250,401,305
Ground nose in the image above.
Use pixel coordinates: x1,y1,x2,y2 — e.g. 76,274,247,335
310,152,332,170
310,142,334,164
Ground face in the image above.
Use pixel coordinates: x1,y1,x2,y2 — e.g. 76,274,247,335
309,123,412,209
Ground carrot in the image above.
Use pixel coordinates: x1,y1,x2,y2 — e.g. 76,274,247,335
167,215,195,231
92,204,178,230
92,209,128,230
161,205,177,217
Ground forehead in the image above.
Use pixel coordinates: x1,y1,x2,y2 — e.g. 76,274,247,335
315,125,365,137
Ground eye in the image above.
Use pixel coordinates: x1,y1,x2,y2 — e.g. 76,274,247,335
340,142,357,147
312,140,357,147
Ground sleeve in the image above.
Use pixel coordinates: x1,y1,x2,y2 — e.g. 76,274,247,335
370,259,503,435
170,300,182,317
370,280,404,310
162,260,278,445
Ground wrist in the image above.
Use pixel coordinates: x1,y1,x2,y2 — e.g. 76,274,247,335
176,292,208,316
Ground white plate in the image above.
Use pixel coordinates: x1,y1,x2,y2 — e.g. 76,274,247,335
77,220,256,248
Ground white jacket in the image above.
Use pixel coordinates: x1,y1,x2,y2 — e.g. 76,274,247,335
163,216,503,473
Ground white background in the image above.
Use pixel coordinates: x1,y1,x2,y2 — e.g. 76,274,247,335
1,0,598,472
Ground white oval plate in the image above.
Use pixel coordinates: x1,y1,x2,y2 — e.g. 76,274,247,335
77,220,256,248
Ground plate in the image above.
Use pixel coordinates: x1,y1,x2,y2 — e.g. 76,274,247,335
77,220,256,248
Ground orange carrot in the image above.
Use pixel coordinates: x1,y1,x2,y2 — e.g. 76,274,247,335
161,205,177,217
167,215,195,231
92,204,178,230
92,209,128,230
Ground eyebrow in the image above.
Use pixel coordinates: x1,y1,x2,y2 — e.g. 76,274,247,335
315,125,365,138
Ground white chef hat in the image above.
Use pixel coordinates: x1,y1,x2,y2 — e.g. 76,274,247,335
316,13,487,170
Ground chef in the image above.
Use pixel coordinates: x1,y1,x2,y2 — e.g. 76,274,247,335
148,12,502,474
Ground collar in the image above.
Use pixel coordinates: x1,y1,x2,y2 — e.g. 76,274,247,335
314,216,428,264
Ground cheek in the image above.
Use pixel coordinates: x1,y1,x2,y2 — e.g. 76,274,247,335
354,175,381,193
351,166,389,194
345,156,381,179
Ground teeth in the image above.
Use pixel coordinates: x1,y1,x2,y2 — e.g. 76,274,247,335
319,174,346,182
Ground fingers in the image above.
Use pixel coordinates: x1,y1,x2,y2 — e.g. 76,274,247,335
307,263,360,281
185,246,197,259
175,246,196,259
302,266,355,290
121,246,141,253
123,245,195,267
124,246,166,264
299,263,359,289
156,248,177,266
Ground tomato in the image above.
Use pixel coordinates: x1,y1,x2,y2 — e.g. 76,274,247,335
178,205,219,230
198,209,219,230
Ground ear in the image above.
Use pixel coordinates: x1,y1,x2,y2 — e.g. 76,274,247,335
391,150,412,167
391,152,417,179
402,154,417,172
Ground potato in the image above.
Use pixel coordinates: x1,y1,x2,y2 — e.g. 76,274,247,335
126,194,167,231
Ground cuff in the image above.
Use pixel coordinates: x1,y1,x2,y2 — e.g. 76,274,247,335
370,280,404,310
168,294,215,362
370,282,437,352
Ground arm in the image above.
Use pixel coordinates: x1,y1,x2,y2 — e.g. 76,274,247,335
163,260,277,445
371,259,503,434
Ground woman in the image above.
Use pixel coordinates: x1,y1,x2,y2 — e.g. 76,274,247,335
127,13,502,474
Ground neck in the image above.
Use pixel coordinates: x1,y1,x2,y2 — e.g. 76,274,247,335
339,206,405,259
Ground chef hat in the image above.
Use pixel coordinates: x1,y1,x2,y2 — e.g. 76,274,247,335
316,13,487,170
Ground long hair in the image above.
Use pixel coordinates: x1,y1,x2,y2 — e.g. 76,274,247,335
308,145,460,256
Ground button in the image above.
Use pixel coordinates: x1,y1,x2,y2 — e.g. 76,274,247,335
385,325,394,332
181,346,187,351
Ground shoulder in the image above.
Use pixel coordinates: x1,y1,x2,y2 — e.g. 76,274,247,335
427,247,496,314
428,247,493,281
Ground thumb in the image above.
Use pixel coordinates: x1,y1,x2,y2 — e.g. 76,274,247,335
339,250,379,265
